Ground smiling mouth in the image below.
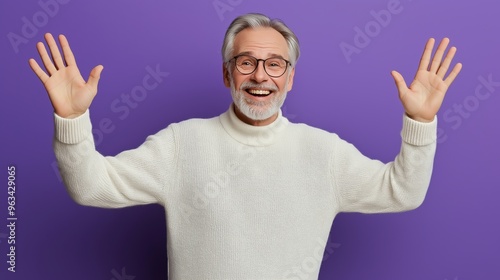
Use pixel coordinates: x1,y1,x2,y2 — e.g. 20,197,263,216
245,89,272,97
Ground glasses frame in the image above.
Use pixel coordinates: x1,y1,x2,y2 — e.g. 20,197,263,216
230,55,292,78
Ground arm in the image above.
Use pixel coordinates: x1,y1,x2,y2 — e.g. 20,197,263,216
333,115,437,213
30,34,174,207
53,110,177,208
333,38,462,213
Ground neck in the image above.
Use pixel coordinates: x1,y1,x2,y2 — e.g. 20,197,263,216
219,104,289,146
233,104,278,126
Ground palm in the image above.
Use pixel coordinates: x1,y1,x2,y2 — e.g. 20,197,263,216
391,38,462,122
43,64,94,118
29,33,103,119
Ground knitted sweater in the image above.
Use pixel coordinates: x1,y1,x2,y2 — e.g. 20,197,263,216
53,104,437,280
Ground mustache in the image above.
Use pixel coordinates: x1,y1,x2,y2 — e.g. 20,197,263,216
239,81,278,92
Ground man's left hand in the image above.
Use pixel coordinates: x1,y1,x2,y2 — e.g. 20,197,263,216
391,38,462,123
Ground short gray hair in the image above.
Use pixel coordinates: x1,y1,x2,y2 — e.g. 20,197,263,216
221,13,300,66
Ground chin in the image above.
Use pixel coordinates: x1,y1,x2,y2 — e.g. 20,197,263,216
233,92,287,121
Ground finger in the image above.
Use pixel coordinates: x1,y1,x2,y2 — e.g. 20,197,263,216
36,40,57,75
86,65,104,93
436,46,457,79
28,58,50,83
59,34,78,67
429,38,450,73
417,38,435,72
391,70,408,99
45,33,65,70
444,63,463,87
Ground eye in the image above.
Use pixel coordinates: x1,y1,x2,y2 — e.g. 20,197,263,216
238,58,256,68
266,59,285,68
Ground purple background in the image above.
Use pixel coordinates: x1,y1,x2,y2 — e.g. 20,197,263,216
1,0,499,279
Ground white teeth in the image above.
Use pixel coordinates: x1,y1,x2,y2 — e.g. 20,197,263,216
248,89,271,95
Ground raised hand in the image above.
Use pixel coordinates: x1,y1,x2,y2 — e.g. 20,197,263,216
29,33,103,119
391,38,462,122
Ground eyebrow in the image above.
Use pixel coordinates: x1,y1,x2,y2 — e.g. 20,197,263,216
236,51,287,60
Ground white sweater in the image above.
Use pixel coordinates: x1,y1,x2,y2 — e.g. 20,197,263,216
53,104,437,280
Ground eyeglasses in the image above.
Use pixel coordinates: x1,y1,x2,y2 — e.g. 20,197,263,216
230,55,291,78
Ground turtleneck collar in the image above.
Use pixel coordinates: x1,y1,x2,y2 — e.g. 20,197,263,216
219,103,289,146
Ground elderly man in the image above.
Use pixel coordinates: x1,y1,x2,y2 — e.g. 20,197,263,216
29,13,461,280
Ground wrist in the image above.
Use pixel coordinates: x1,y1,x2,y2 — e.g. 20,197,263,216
55,110,85,119
406,113,434,123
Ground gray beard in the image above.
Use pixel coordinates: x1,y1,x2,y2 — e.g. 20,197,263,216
229,76,289,121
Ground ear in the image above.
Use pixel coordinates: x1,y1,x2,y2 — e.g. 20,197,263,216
223,62,231,88
286,67,295,92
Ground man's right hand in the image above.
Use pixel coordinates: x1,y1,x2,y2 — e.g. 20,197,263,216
29,33,103,119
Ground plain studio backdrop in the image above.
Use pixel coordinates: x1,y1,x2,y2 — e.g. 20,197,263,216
0,0,498,279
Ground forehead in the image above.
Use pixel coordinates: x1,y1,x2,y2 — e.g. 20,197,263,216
233,27,289,58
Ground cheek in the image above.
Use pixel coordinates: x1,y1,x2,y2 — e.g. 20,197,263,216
232,75,247,89
275,79,288,92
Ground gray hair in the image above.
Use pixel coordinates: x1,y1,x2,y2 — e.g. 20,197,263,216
221,13,300,67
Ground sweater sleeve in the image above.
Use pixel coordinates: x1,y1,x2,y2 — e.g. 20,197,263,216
53,110,177,208
332,115,437,213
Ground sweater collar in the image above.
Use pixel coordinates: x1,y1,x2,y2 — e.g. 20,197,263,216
219,103,289,146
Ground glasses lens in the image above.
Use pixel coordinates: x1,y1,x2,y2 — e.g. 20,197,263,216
264,58,287,77
235,56,257,74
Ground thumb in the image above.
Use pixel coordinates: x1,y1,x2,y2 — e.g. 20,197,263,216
391,70,408,99
87,65,104,93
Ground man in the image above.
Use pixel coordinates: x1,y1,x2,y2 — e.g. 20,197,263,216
29,13,461,280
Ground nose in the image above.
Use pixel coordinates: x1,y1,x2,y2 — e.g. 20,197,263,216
250,60,268,83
